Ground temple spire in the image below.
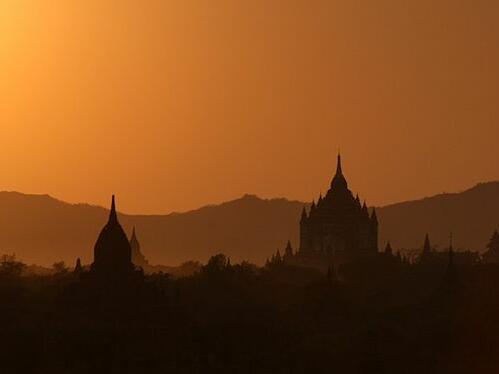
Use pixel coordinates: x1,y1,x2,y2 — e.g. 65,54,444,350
361,201,369,218
330,153,348,190
448,240,454,267
109,195,118,223
443,232,457,290
285,240,293,257
385,241,393,255
74,258,82,273
301,207,308,222
336,153,342,175
423,234,431,253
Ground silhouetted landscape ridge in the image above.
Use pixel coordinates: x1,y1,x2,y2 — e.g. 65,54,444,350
1,182,499,266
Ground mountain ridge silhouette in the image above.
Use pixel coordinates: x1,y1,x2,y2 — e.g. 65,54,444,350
1,182,498,266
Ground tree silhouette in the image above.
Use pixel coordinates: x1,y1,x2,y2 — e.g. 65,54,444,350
483,229,499,263
204,253,230,274
487,230,499,253
0,254,26,277
53,261,69,274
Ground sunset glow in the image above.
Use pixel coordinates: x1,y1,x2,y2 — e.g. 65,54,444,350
1,0,498,213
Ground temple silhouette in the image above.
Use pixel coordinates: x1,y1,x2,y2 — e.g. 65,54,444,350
91,195,135,276
81,195,145,290
70,196,155,286
284,154,379,271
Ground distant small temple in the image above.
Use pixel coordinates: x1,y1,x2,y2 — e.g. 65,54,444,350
130,227,149,269
284,154,379,271
419,233,478,266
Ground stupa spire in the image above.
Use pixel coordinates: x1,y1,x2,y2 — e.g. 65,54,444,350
330,152,348,190
385,242,393,255
423,234,431,253
336,152,342,175
92,194,133,275
109,195,118,223
301,207,308,222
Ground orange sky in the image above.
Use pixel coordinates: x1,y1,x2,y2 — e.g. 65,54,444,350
1,0,498,214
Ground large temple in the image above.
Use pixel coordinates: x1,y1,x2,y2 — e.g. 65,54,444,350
286,154,379,270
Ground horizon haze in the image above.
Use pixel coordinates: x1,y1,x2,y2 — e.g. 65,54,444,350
2,179,498,267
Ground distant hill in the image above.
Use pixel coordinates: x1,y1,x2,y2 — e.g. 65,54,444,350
0,192,304,267
1,182,498,267
377,182,499,253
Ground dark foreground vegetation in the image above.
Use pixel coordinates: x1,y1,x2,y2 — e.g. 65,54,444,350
2,253,499,374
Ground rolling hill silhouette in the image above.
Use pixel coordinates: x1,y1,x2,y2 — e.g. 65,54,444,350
378,182,499,253
1,182,498,267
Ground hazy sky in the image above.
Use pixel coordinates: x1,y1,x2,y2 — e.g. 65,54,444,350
1,0,498,214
